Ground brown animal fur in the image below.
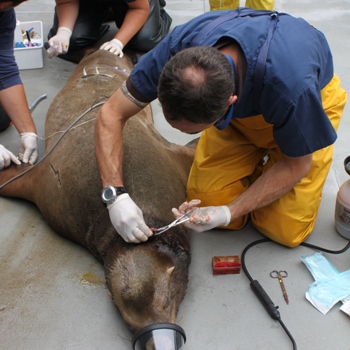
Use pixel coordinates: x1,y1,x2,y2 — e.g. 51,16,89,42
0,50,196,332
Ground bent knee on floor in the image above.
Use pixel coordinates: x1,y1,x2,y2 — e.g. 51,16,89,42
251,212,316,248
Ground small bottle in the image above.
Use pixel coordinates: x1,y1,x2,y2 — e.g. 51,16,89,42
47,45,59,59
335,156,350,239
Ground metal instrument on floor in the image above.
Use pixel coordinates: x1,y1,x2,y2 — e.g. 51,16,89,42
270,270,289,304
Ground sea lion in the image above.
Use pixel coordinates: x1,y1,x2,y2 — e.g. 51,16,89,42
0,50,195,338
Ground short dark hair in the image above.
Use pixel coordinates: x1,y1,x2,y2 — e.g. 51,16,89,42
158,46,234,124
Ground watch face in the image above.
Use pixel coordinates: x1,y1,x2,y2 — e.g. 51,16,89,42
102,186,116,203
104,187,113,201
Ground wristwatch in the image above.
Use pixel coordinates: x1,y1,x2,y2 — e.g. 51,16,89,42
101,186,127,206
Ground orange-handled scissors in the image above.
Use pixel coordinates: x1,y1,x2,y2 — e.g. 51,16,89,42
270,270,289,304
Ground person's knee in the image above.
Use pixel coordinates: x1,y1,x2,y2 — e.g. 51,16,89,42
47,24,93,51
259,228,312,248
127,36,155,52
251,213,315,248
69,33,94,51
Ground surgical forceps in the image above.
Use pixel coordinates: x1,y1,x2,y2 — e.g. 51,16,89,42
270,270,289,304
153,208,195,235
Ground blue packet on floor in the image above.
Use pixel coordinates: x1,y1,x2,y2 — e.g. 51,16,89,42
301,252,350,314
305,270,350,314
301,252,339,281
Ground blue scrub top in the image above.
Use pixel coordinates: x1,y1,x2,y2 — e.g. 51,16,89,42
0,9,22,91
128,9,337,157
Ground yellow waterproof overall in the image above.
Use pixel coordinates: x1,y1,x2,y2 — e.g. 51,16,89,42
209,0,274,11
187,75,347,247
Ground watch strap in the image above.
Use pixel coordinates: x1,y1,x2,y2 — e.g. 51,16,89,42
114,186,127,196
102,186,127,207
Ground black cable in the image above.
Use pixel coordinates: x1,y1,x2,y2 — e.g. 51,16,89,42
241,237,350,350
300,240,350,254
278,318,297,349
241,238,270,282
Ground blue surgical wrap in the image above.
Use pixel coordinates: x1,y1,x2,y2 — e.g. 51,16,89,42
305,271,350,315
301,252,350,315
301,252,340,281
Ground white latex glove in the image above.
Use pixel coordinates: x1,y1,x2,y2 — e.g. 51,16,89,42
172,199,231,233
0,144,21,170
18,132,38,165
107,193,153,243
48,27,72,54
100,39,124,57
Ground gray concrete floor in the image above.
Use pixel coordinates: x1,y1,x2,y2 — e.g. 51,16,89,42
1,0,350,349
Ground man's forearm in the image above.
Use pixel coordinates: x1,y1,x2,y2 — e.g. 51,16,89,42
94,88,147,188
94,104,125,187
55,0,79,31
0,85,36,134
115,7,149,46
227,154,313,222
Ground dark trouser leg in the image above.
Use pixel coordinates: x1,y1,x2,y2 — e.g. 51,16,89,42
0,105,11,132
111,0,172,52
47,3,110,51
